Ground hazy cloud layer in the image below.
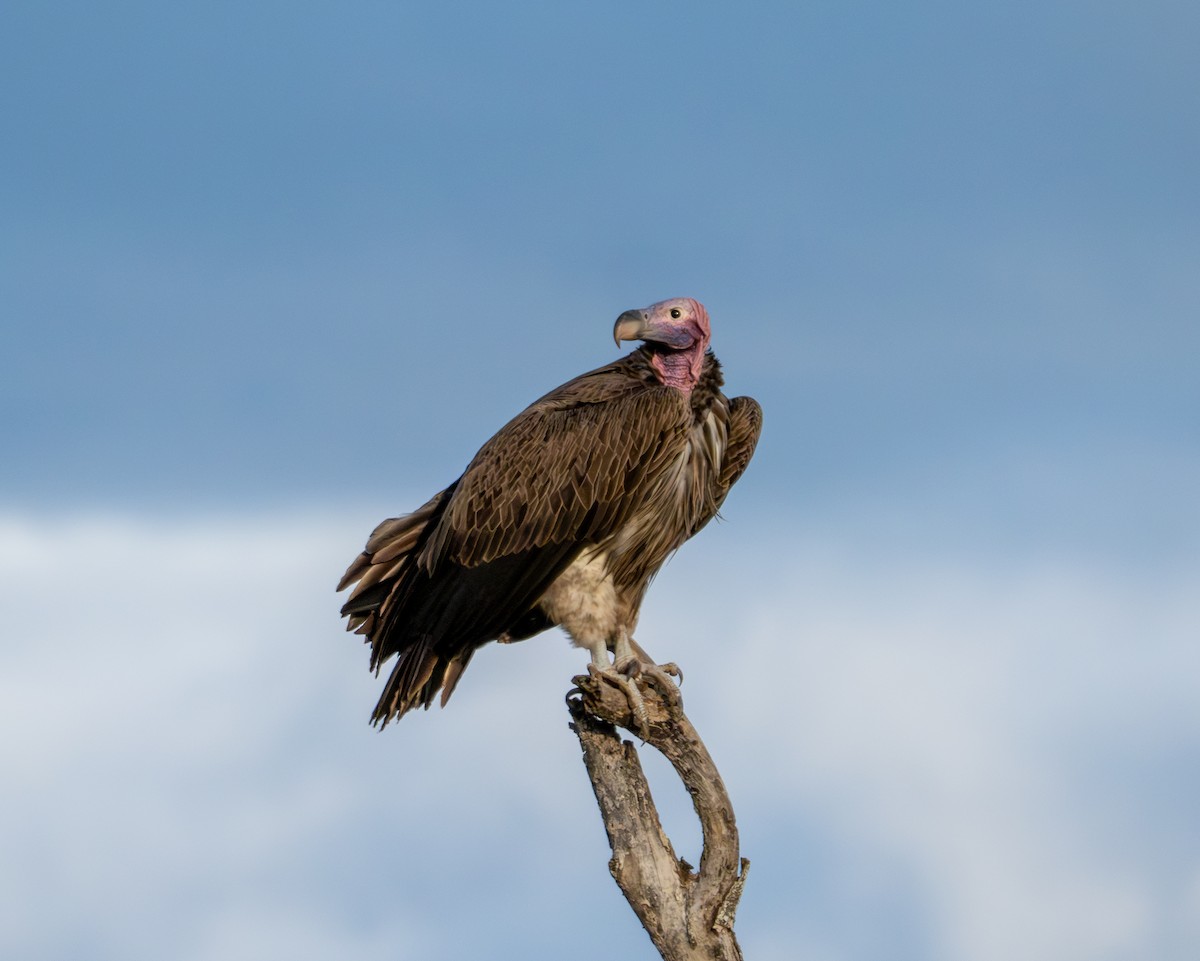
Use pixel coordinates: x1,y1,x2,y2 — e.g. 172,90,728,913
3,510,1196,961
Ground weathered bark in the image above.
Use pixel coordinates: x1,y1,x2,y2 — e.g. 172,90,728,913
567,671,749,960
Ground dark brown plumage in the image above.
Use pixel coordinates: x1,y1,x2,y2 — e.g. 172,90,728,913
338,298,761,726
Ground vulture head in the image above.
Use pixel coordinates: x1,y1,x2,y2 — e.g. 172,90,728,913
613,297,711,391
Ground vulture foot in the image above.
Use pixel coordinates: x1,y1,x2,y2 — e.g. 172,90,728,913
615,655,684,691
637,661,684,711
587,659,685,738
588,662,652,739
613,631,682,688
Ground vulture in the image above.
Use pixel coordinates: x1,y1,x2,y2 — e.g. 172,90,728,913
337,297,761,728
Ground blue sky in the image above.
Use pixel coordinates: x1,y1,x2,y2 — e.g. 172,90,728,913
3,3,1198,960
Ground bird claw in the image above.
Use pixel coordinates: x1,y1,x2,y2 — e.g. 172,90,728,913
615,655,682,686
588,662,652,739
639,663,684,710
585,655,687,738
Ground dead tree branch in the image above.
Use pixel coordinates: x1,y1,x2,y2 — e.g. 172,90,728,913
567,671,749,960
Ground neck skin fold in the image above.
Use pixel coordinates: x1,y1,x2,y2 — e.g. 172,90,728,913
651,345,704,392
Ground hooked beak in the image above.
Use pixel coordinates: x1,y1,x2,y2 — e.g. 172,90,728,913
613,309,646,346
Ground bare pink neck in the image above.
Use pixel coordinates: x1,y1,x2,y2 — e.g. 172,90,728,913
651,346,705,392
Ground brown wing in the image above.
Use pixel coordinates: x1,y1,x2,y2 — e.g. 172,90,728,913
719,395,763,491
337,353,693,725
690,394,763,538
420,374,691,570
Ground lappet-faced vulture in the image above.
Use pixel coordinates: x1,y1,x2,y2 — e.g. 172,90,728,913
338,298,762,728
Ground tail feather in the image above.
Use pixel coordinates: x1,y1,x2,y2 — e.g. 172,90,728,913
371,643,439,726
438,649,476,707
370,643,477,727
337,489,452,674
338,482,568,727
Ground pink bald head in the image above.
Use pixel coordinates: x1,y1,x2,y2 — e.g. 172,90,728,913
613,297,711,392
613,297,710,351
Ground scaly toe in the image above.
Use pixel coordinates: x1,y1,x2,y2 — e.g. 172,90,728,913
640,665,683,709
589,663,651,738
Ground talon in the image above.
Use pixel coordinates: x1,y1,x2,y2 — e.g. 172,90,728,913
640,664,684,709
588,662,652,738
626,687,650,739
658,662,683,685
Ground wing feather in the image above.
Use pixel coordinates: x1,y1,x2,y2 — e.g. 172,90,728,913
719,395,763,491
687,394,763,539
420,369,691,572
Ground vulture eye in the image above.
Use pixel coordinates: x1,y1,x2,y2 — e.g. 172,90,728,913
670,308,682,319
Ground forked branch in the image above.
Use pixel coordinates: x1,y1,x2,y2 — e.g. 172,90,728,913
567,672,749,961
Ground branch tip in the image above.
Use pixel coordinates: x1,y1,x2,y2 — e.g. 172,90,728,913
568,671,745,960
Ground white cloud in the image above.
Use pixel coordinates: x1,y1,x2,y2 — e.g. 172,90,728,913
1,511,1197,961
645,534,1200,961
